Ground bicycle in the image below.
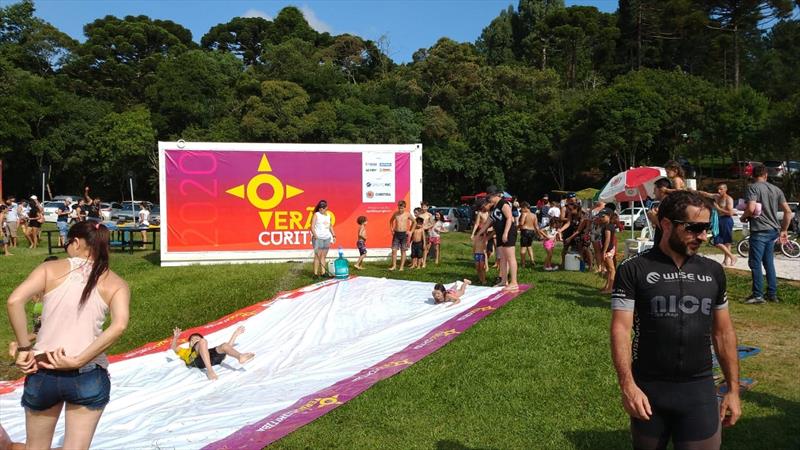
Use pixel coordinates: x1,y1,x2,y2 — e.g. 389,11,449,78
736,232,800,258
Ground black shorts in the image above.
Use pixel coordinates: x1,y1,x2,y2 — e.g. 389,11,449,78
631,377,720,449
410,241,424,258
29,220,41,228
357,239,367,256
392,231,408,251
192,347,226,369
495,224,517,248
520,229,535,247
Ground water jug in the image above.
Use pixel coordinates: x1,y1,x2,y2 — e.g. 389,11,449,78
334,248,349,279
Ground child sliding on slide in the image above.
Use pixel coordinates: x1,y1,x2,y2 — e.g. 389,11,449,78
432,279,472,306
172,326,255,381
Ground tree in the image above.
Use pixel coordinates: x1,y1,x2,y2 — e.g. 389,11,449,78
201,16,273,66
477,6,517,65
747,19,800,98
146,50,243,137
0,0,77,75
63,15,196,104
705,0,793,89
269,7,317,44
85,107,156,196
240,80,311,141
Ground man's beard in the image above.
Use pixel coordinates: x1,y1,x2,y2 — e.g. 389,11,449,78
668,228,699,256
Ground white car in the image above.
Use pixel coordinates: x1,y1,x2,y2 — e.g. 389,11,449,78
429,207,460,232
618,207,647,230
41,201,66,223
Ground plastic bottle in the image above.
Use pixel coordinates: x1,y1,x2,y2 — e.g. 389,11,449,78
334,247,349,279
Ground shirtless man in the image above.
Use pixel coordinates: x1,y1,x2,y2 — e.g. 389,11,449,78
389,200,414,271
518,202,538,269
418,201,434,268
699,183,737,266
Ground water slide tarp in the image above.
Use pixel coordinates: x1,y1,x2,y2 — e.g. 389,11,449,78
0,277,527,449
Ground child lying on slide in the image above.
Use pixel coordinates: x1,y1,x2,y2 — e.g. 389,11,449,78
432,279,471,306
171,326,255,381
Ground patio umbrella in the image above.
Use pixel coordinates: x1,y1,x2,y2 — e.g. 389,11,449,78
598,166,667,238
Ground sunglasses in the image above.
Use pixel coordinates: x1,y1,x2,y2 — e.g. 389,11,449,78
62,238,75,250
671,220,711,234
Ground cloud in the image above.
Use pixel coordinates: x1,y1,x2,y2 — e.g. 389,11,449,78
300,5,332,33
242,9,272,20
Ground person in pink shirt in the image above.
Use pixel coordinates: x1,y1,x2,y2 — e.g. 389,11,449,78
7,221,130,450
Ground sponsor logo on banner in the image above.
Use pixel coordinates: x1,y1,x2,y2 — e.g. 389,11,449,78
351,359,413,382
456,305,496,321
412,328,459,350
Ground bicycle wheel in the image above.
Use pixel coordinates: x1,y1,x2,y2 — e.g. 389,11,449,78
781,239,800,258
736,238,749,257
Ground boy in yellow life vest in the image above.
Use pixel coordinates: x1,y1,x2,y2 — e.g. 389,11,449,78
171,326,254,381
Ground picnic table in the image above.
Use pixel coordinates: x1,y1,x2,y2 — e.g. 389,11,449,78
45,225,159,255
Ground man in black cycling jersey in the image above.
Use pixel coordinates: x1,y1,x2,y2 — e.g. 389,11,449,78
610,190,741,450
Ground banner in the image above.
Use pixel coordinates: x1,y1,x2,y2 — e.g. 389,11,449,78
159,143,422,265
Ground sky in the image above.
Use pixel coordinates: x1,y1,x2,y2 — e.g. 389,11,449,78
19,0,618,63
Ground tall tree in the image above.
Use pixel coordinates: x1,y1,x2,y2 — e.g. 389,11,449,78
63,15,196,105
0,0,76,75
201,16,273,66
146,50,243,137
705,0,793,89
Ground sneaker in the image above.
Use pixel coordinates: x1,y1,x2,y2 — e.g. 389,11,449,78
765,295,781,303
743,295,766,305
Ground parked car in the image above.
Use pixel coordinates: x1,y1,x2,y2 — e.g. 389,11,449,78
149,205,161,226
618,207,648,230
787,160,799,175
455,206,473,232
100,202,121,221
111,201,153,222
41,201,65,223
763,160,787,178
52,194,81,202
730,160,760,178
429,207,461,232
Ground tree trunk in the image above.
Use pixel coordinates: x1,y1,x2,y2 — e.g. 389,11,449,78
542,44,547,70
722,46,727,87
733,25,740,90
637,5,643,69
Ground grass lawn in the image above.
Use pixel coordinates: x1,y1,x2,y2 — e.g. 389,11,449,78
1,228,798,449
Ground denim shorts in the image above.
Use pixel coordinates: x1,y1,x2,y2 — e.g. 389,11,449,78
21,365,110,411
57,221,69,238
313,238,331,250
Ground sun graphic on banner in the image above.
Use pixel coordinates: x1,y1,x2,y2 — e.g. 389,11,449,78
225,154,304,228
315,394,342,408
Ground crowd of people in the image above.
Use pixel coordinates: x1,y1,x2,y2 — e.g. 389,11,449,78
1,187,154,257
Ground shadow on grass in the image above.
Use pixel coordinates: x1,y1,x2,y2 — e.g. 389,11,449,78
564,428,629,449
722,390,800,449
553,286,612,309
435,440,500,450
143,251,161,266
565,391,800,449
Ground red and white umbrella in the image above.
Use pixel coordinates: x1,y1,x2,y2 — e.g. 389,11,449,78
598,166,667,203
598,166,667,240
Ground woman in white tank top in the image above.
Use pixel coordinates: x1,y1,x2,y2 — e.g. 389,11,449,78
7,221,130,449
310,200,336,277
